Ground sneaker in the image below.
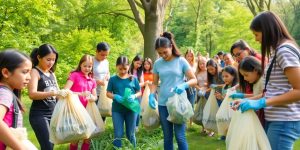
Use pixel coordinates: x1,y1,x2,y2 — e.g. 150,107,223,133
218,136,226,141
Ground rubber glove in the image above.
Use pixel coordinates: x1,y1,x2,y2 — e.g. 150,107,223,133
198,90,205,97
113,94,123,103
149,93,157,109
229,93,245,99
174,82,189,94
239,97,267,113
127,94,136,103
209,84,218,89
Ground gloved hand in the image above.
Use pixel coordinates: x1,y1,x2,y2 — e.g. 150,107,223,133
149,93,157,109
174,82,189,94
113,94,123,103
229,93,245,99
127,94,136,103
239,97,267,113
198,90,205,97
209,84,218,89
55,89,69,97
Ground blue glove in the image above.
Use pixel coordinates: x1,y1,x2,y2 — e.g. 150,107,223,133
210,84,218,89
229,93,245,99
239,97,267,113
149,93,157,109
113,94,123,103
198,90,205,97
127,94,136,103
174,83,189,94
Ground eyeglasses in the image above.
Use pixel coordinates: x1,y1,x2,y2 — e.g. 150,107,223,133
233,50,243,57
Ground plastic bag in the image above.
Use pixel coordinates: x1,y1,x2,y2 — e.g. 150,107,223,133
192,95,206,125
216,89,235,135
86,101,105,138
97,82,112,117
226,110,271,150
6,128,37,150
141,85,150,116
50,92,96,144
166,92,194,124
120,88,141,113
202,89,218,132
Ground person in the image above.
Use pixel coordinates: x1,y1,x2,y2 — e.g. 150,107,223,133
93,42,110,122
0,50,31,150
64,54,97,150
223,53,238,68
148,32,197,150
142,57,154,88
206,59,224,101
217,51,225,68
232,11,300,150
106,56,141,148
28,44,65,150
230,39,262,62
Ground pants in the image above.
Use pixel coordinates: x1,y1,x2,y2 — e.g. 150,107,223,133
159,106,188,150
186,88,196,108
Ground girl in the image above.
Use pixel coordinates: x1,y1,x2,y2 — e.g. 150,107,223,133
223,53,238,68
233,11,300,150
230,39,262,63
206,59,224,100
0,50,32,150
28,44,63,150
142,57,153,87
64,54,97,150
148,32,197,150
106,56,141,148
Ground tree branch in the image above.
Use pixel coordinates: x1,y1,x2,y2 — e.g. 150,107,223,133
246,0,257,16
134,0,144,9
141,0,150,12
128,0,145,36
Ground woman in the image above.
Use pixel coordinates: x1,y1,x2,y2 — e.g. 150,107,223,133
230,39,262,62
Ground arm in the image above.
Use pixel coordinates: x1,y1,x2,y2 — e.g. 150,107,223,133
28,69,56,100
64,80,85,96
150,73,159,94
106,91,114,99
185,69,198,87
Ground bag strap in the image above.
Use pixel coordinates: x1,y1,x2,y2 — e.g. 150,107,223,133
263,44,300,95
0,85,19,128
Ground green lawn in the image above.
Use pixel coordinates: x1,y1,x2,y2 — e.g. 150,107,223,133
22,96,300,150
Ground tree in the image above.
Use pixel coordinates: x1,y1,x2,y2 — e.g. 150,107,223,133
245,0,271,16
127,0,170,61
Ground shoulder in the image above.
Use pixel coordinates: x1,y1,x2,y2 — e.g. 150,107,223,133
30,68,40,78
0,87,13,106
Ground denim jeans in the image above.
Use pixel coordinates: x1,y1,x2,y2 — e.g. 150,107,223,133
266,121,300,150
159,106,188,150
112,111,137,148
186,88,196,108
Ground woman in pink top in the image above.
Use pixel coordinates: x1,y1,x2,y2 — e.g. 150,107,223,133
64,54,97,150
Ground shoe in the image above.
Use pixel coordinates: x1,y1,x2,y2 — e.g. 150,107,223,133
218,136,226,140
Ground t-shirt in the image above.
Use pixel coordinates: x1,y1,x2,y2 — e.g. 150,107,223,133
253,77,263,96
107,75,141,113
153,57,190,106
93,58,110,96
143,72,153,82
264,43,300,121
68,71,97,107
196,71,207,88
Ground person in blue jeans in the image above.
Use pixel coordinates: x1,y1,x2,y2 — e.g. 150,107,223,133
106,56,141,148
148,32,197,150
232,11,300,150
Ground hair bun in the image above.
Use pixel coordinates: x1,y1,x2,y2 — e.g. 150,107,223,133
161,32,173,41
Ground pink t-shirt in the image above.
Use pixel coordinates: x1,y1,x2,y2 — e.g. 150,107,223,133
68,71,97,107
0,87,23,150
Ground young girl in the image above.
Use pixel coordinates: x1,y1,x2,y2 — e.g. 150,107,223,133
64,54,97,150
142,57,153,87
0,50,32,150
106,56,141,148
206,59,224,101
28,44,63,150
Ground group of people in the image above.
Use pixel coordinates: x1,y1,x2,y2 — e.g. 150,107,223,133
0,10,299,150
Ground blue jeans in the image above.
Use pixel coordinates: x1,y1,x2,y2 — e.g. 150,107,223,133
159,106,188,150
186,88,196,108
266,121,300,150
112,111,137,148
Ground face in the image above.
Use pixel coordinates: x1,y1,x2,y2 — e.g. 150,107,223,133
80,60,93,75
239,69,259,83
5,59,32,89
95,50,109,61
38,53,56,71
207,66,216,75
157,47,172,61
133,60,142,69
185,53,194,62
143,61,151,71
224,55,233,65
222,71,234,85
232,48,248,63
198,59,206,71
252,30,262,43
117,65,129,76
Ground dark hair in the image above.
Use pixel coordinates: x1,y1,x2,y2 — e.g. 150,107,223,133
217,51,224,56
155,32,181,57
206,59,222,86
0,49,30,111
238,56,262,92
129,55,143,82
73,54,94,77
30,44,58,72
230,39,257,56
116,56,130,66
250,11,296,70
96,42,110,52
143,57,153,73
222,66,238,89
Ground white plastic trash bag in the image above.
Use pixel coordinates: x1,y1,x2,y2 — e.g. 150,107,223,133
166,92,194,124
6,128,37,150
97,82,112,117
192,95,206,125
141,85,150,116
202,89,218,132
216,89,235,135
50,92,96,144
142,103,160,130
226,110,271,150
86,101,105,138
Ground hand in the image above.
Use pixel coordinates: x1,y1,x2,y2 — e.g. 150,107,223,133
55,89,70,97
149,93,157,109
215,92,222,100
127,94,136,103
174,82,189,94
87,94,97,102
197,90,205,97
209,84,218,89
113,94,123,103
239,97,267,113
96,80,105,86
81,91,91,97
229,93,245,99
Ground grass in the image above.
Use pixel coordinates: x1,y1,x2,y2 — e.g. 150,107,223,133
22,96,300,150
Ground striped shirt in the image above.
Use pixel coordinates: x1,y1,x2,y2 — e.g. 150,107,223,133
264,43,300,121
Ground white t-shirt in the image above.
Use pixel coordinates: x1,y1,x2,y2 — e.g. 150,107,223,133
93,58,110,95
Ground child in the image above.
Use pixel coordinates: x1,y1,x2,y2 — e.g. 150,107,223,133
142,57,153,87
0,50,32,149
28,44,65,150
106,56,141,148
64,54,97,150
